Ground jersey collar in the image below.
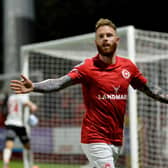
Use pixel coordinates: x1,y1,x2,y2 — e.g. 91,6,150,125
92,54,120,70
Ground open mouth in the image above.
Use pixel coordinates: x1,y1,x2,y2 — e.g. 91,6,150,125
103,43,110,47
103,45,110,49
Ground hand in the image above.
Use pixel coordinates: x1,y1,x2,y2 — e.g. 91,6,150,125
10,74,34,94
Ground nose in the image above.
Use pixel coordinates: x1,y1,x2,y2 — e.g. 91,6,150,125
103,35,108,41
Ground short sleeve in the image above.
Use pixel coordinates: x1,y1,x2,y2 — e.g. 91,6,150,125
67,60,87,84
130,63,148,89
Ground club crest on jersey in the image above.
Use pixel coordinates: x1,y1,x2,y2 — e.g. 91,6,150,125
122,69,130,79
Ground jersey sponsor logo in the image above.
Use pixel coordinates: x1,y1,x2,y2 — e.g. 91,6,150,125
112,85,120,93
122,69,131,79
97,94,127,100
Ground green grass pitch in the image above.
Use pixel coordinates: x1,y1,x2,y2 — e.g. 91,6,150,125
0,160,81,168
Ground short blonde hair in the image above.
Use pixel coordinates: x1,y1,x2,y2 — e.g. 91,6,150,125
95,18,117,31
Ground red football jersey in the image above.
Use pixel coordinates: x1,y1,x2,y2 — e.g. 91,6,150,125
68,54,147,145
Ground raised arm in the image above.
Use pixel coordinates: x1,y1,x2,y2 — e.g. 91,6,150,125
10,74,74,94
138,83,168,104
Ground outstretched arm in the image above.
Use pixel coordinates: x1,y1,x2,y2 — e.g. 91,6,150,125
10,74,74,94
33,75,73,93
138,83,168,104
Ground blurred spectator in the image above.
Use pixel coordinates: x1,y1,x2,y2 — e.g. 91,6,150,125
2,94,38,168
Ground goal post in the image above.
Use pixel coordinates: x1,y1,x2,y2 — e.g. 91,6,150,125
127,26,139,168
20,26,168,168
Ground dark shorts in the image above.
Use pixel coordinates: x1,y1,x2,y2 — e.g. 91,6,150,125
5,125,30,145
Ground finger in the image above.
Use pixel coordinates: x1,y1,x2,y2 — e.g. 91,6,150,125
10,88,22,93
10,89,22,93
10,87,24,94
14,90,22,94
20,74,29,81
10,80,23,85
10,83,22,88
10,87,22,91
10,87,21,91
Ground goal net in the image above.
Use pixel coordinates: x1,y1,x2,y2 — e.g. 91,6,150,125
135,30,168,168
20,27,168,168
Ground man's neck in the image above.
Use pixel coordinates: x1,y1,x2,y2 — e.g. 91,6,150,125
99,54,116,64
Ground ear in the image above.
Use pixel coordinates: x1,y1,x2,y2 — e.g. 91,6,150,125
115,37,120,44
117,36,120,42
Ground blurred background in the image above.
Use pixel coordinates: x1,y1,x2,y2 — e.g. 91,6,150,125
0,0,167,75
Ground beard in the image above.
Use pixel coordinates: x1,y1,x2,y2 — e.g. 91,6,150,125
96,42,117,57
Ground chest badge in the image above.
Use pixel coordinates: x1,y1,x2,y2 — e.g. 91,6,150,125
122,69,131,79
